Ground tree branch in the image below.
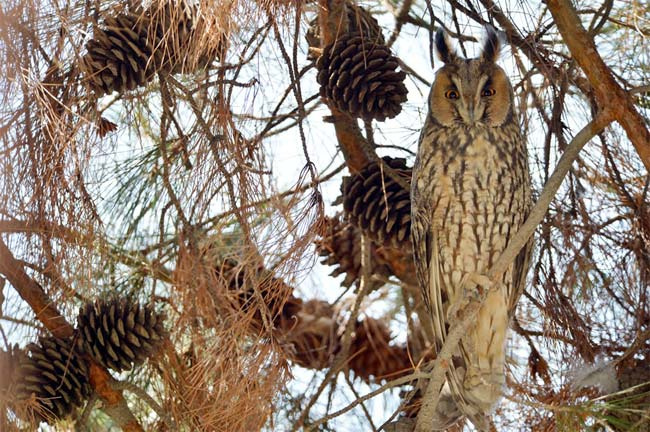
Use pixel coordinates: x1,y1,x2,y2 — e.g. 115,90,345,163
0,239,73,338
547,0,650,171
293,235,375,430
309,371,430,430
414,112,613,431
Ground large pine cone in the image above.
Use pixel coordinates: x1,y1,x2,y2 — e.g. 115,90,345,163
342,157,412,248
316,33,408,121
306,3,384,59
14,336,91,422
77,298,167,372
81,10,154,95
80,1,214,96
216,258,293,322
348,317,410,383
315,215,392,289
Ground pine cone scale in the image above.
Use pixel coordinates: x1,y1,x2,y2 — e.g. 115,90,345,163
77,298,167,372
342,157,412,248
15,336,92,422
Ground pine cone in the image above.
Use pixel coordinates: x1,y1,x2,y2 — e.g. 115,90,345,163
348,317,410,383
315,215,392,288
80,1,215,96
80,9,156,95
316,33,408,121
15,336,91,421
306,3,384,59
77,298,167,372
277,297,338,369
342,157,412,248
216,258,293,321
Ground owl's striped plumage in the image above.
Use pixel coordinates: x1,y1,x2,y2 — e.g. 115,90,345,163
410,27,532,430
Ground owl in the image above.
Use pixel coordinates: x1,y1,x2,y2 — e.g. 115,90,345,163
410,27,532,430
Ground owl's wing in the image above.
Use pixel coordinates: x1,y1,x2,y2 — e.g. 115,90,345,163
507,209,534,314
411,201,467,429
410,206,431,310
411,205,447,345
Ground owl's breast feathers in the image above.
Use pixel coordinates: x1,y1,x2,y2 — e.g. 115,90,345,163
411,122,532,427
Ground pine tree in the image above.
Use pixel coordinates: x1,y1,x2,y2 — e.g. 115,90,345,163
0,0,648,430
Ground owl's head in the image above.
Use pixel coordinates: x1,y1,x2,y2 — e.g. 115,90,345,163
429,27,514,128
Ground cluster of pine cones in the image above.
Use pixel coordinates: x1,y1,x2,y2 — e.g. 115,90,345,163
80,0,220,96
274,297,411,383
5,298,166,424
310,4,413,288
316,156,413,288
309,5,415,385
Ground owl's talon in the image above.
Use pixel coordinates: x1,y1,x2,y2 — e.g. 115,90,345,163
468,273,493,292
446,273,494,319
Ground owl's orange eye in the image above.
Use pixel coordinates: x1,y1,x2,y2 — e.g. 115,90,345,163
445,89,459,99
481,88,496,97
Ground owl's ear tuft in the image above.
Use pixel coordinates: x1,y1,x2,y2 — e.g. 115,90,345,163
435,29,458,64
481,25,501,64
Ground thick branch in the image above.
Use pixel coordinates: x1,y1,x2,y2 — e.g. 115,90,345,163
414,113,613,431
0,239,73,338
88,364,144,432
547,0,650,171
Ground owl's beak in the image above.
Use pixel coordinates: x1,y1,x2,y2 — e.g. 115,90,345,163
465,101,475,124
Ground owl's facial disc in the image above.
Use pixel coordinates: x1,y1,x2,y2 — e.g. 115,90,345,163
429,63,512,128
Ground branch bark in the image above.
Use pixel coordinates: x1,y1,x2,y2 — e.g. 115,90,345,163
414,112,613,431
547,0,650,172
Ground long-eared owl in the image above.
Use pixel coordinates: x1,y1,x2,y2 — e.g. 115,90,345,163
410,27,533,430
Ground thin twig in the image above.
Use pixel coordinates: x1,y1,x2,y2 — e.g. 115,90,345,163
114,380,177,430
344,374,378,432
295,235,374,430
387,0,413,47
308,371,430,429
76,393,98,432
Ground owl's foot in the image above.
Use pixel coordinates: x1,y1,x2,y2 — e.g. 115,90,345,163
468,272,493,292
446,272,494,319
